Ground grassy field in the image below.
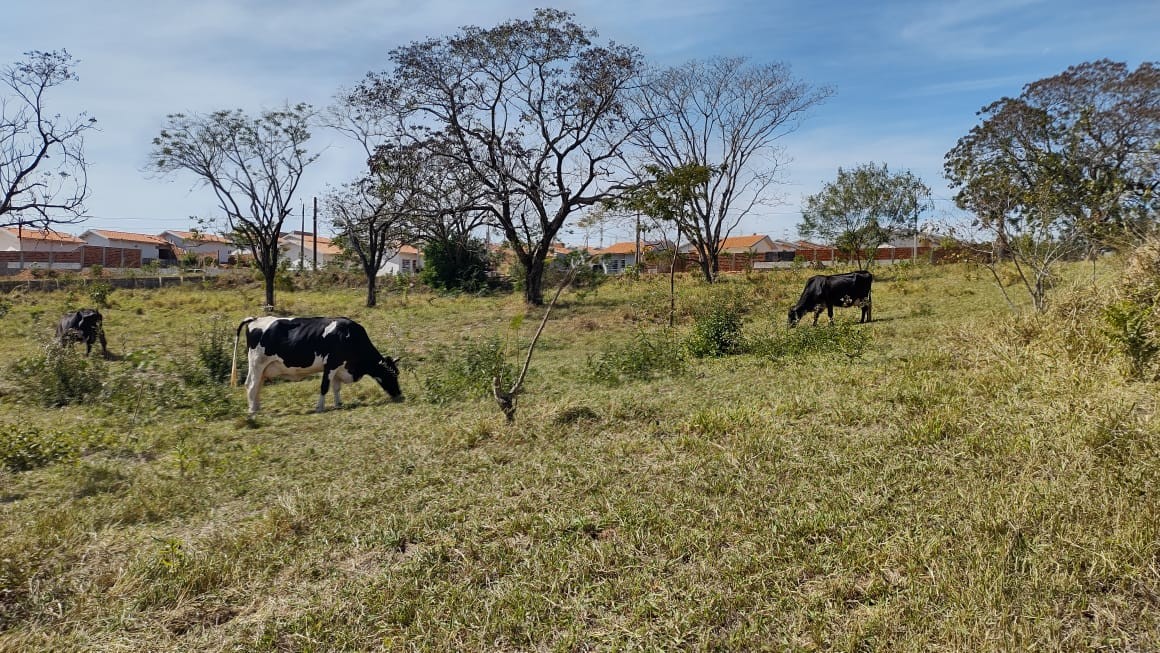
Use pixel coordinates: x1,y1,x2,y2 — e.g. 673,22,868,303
0,263,1157,651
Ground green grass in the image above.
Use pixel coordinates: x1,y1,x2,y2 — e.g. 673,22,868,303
0,263,1157,651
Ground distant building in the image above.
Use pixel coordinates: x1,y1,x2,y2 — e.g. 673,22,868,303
160,230,234,265
594,239,673,274
0,227,85,253
280,231,344,270
379,245,424,276
79,229,173,265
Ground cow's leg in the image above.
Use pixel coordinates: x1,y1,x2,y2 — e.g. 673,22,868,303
861,302,871,323
317,370,332,413
827,304,835,325
331,375,343,409
246,367,266,415
811,306,823,326
98,328,108,357
84,337,92,356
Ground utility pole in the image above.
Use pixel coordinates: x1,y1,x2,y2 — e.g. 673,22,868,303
634,212,641,267
299,201,305,270
312,196,318,272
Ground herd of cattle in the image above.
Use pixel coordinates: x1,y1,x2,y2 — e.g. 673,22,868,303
52,271,874,415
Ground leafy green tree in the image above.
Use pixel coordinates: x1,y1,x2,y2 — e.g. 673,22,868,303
615,163,717,325
945,60,1159,311
631,57,832,282
799,162,931,268
419,237,490,292
357,9,645,305
149,104,317,308
1,50,96,229
946,60,1159,249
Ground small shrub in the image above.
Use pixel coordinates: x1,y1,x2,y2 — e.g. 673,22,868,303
88,281,113,308
422,336,515,404
0,297,11,319
685,305,744,358
748,321,871,361
586,329,685,385
192,315,234,385
0,424,113,472
10,342,106,407
1103,300,1159,380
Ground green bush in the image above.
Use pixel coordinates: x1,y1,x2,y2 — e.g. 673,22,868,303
194,316,234,385
420,238,490,293
1103,300,1159,380
10,342,106,407
422,336,515,404
88,281,113,308
0,424,103,472
747,321,871,361
586,329,685,385
685,305,744,358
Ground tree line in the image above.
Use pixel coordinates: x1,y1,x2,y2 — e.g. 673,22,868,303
3,15,1157,310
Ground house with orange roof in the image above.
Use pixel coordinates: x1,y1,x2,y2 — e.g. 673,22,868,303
379,244,424,276
280,231,345,270
679,234,797,271
593,239,674,274
79,229,174,265
0,226,85,253
160,230,234,265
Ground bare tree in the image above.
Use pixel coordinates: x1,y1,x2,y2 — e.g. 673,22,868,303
631,57,832,282
149,104,317,308
358,9,646,304
324,176,406,307
1,50,96,229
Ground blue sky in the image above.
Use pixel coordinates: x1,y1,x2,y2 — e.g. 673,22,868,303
5,0,1157,245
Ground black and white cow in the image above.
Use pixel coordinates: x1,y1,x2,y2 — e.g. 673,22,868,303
56,308,108,357
230,316,403,415
788,270,874,327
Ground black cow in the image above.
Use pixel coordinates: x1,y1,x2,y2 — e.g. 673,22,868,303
230,316,403,415
56,308,108,356
788,270,874,327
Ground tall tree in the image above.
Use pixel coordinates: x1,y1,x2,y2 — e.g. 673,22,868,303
358,8,645,304
631,57,832,282
1,50,96,229
323,175,406,307
946,60,1160,251
149,104,317,308
798,163,931,268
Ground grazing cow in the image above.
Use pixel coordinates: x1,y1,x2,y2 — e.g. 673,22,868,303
230,316,403,415
788,270,874,327
56,308,108,356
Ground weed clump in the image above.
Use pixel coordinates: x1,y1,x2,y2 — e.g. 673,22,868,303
0,424,109,472
9,341,106,407
748,321,871,361
586,329,685,385
422,336,515,404
685,305,744,358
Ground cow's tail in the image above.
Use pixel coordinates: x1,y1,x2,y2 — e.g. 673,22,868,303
230,317,258,387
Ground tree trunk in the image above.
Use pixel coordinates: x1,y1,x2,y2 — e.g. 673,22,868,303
263,269,276,309
365,272,377,308
524,255,546,305
695,244,714,283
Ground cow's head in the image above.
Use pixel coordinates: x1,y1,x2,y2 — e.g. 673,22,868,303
77,310,102,332
787,307,802,328
373,355,404,402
